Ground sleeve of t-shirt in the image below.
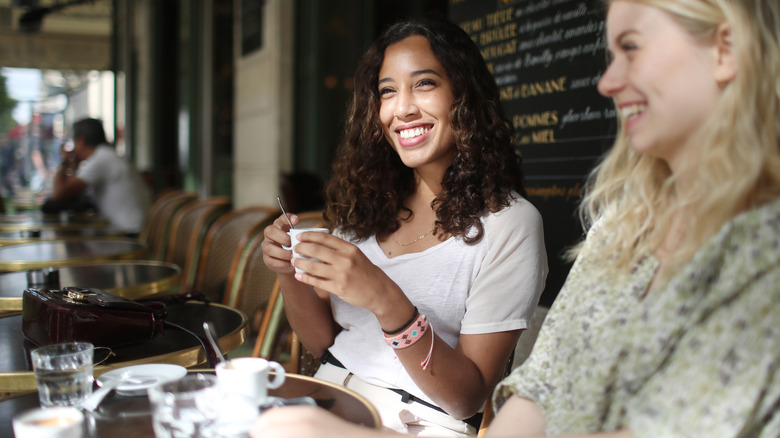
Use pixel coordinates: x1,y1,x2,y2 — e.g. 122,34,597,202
75,151,106,186
460,196,548,334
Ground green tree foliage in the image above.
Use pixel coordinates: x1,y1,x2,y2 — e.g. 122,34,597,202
0,74,18,134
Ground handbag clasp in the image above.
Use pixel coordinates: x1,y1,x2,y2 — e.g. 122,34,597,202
64,288,97,303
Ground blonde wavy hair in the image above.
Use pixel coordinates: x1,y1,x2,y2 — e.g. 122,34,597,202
574,0,780,278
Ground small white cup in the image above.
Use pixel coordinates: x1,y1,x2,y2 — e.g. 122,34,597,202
284,227,329,273
215,358,286,405
12,406,84,438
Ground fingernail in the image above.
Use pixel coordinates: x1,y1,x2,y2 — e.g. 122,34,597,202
295,272,304,281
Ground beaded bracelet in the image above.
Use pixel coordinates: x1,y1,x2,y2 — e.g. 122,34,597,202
384,312,435,370
382,306,419,335
384,313,428,349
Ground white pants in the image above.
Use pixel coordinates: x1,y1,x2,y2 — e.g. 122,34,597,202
314,362,476,437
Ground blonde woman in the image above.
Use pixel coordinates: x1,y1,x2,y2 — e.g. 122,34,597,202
491,0,780,436
252,0,780,437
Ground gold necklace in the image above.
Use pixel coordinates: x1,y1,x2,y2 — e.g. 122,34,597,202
392,228,435,246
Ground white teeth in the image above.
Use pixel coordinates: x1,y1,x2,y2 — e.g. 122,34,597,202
621,104,646,120
399,126,430,139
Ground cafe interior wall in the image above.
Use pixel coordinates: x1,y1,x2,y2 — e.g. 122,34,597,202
232,0,293,209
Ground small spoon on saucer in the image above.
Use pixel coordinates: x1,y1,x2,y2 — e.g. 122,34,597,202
81,375,157,411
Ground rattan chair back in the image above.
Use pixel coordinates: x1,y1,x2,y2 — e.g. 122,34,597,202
194,205,279,303
165,197,231,291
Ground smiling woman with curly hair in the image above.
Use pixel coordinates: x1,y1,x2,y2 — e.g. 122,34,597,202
261,17,547,436
325,18,526,245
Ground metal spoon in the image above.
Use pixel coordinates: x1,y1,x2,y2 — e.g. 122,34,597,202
81,376,157,411
203,321,226,365
277,196,295,229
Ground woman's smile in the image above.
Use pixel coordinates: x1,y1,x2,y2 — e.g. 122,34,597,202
396,123,433,147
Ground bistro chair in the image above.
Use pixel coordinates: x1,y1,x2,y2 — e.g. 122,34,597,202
139,189,185,243
165,197,231,292
247,211,325,372
193,205,278,303
143,191,197,260
222,221,273,319
220,219,286,363
477,305,549,437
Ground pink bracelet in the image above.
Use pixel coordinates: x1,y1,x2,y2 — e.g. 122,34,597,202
384,313,428,349
384,313,435,370
420,323,434,370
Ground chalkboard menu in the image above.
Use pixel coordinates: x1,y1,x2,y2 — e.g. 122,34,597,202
448,0,617,306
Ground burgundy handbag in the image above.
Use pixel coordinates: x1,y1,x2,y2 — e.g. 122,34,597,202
22,287,167,348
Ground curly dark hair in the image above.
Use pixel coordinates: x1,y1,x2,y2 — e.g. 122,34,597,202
324,18,524,244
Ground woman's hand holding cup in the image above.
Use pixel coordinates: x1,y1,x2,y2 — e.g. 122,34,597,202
285,228,330,274
261,214,300,274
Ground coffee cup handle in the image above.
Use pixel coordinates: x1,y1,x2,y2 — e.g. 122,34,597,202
267,361,286,389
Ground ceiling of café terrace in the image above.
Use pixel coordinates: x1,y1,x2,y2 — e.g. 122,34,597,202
0,0,111,71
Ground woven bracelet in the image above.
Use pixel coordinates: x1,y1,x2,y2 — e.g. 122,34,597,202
384,313,428,349
384,312,435,370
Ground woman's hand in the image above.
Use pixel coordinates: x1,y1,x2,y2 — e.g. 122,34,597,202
290,231,412,327
261,214,297,275
250,406,390,438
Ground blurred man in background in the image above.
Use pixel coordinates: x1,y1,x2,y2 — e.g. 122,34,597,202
50,118,150,236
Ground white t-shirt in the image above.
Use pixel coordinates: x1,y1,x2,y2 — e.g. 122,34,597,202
77,145,151,233
327,195,548,404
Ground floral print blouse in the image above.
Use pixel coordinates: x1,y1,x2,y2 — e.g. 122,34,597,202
494,199,780,437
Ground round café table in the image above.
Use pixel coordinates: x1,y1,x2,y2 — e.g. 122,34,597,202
0,261,181,312
0,301,248,393
0,228,124,246
0,215,110,233
0,239,147,272
0,373,380,437
0,211,81,223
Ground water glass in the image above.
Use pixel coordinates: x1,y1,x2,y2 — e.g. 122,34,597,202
30,342,94,408
148,374,259,438
148,374,218,437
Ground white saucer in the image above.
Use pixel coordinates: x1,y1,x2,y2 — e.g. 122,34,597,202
97,364,187,396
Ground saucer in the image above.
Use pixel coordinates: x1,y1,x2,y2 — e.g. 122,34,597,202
97,364,187,396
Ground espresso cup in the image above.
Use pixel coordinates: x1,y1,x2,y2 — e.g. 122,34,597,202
12,406,84,438
215,358,286,405
284,227,329,273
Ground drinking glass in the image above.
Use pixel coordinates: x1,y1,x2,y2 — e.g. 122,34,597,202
30,342,94,408
149,373,259,438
